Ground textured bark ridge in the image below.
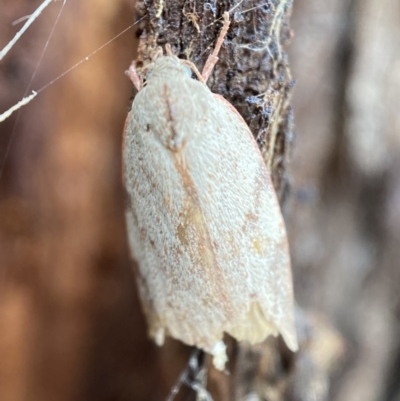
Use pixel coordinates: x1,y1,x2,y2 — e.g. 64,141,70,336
135,0,294,199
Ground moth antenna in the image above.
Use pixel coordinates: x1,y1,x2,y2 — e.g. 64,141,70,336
201,11,231,83
181,60,204,83
165,43,173,56
125,60,142,92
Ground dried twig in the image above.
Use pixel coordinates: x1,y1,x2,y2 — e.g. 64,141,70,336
0,0,54,61
0,91,37,122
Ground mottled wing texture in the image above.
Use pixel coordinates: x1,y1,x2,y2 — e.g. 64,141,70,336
123,57,298,357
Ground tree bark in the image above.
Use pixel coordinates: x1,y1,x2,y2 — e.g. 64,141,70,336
134,1,299,400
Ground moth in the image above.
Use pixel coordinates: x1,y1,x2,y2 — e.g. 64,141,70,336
123,12,298,370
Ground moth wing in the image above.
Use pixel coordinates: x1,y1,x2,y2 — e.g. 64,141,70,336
181,90,298,352
123,83,239,352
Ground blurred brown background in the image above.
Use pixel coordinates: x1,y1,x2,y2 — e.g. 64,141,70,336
0,0,399,400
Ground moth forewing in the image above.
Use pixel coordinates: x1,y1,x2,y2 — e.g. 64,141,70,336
181,92,298,353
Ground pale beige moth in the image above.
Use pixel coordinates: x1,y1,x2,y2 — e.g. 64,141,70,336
123,13,298,370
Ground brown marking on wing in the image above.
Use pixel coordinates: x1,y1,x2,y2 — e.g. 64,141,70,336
172,151,234,318
162,84,187,152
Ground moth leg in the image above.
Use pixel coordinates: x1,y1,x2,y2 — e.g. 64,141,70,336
125,60,142,92
165,43,173,56
181,60,204,83
153,46,164,60
201,11,230,83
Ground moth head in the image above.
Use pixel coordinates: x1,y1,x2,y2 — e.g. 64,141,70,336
143,44,204,85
